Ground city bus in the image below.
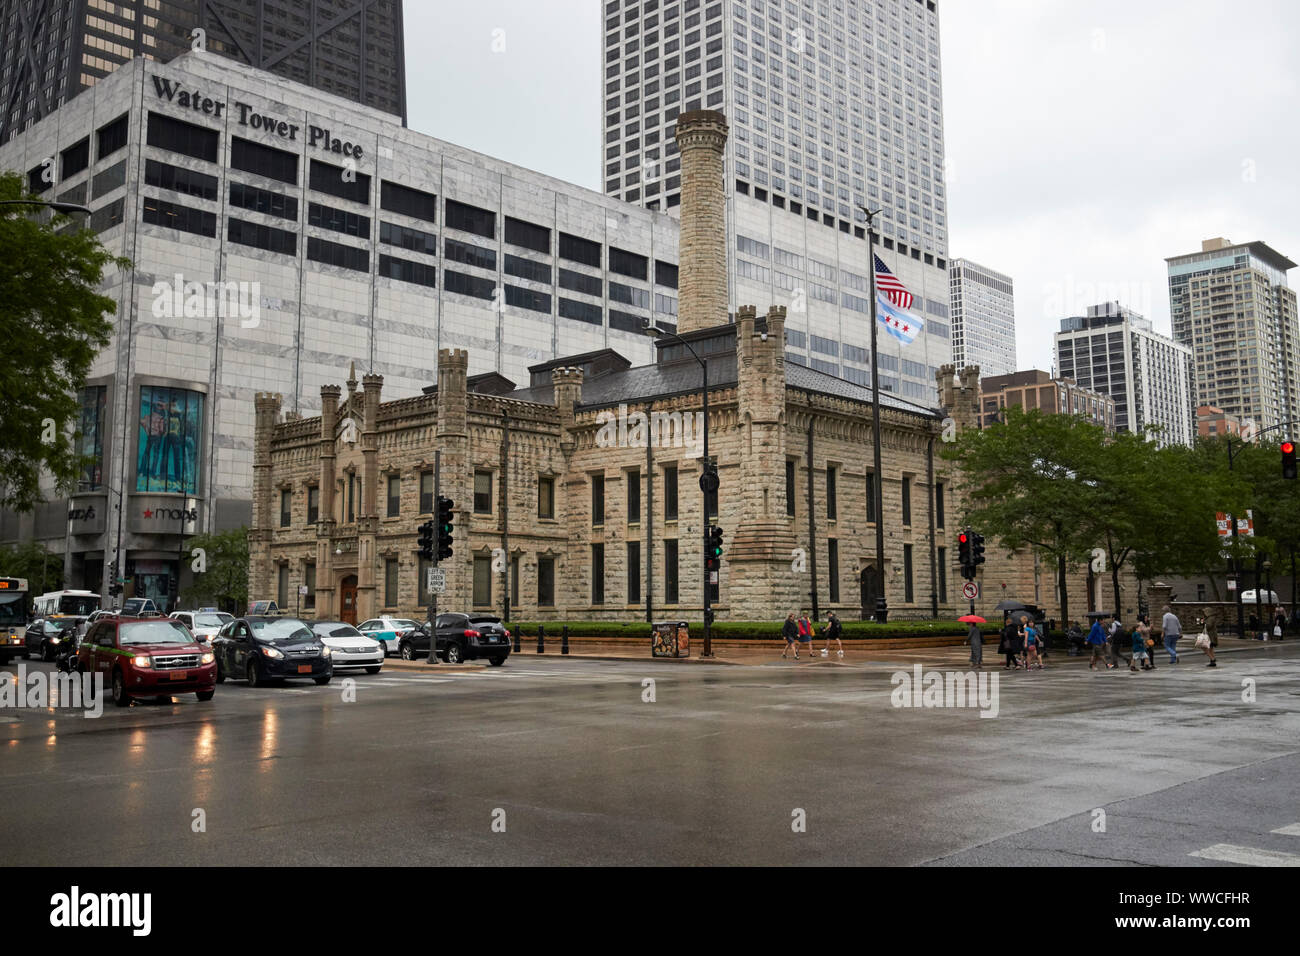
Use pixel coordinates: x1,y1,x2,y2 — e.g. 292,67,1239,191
0,577,29,664
32,589,101,621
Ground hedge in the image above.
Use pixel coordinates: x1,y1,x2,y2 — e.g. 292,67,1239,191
504,619,1013,641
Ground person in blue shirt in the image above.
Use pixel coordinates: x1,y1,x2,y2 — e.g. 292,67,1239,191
1088,619,1115,670
1130,625,1150,671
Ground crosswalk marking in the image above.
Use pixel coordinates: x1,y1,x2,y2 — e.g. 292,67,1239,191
1189,844,1300,866
1271,823,1300,836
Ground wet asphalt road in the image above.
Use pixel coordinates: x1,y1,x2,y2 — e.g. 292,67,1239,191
2,644,1298,866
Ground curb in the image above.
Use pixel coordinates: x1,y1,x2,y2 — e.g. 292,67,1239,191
382,659,488,673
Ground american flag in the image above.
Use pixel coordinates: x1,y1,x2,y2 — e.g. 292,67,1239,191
874,254,913,310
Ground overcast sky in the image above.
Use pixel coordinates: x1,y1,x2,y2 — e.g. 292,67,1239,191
406,0,1300,372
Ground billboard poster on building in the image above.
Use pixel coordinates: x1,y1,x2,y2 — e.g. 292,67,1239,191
136,386,204,494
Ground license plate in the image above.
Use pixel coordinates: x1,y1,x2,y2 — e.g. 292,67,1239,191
169,670,188,681
297,664,312,674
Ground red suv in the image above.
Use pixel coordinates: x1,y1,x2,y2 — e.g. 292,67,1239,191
79,616,217,707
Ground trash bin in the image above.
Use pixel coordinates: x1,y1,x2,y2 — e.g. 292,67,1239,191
652,620,690,658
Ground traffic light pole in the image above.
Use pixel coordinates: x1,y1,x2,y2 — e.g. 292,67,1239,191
427,449,439,664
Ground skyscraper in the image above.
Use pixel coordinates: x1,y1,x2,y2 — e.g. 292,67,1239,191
949,257,1015,377
1054,303,1195,448
1166,237,1299,433
602,0,952,403
0,0,405,144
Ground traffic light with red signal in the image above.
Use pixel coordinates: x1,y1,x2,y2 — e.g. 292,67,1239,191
1283,441,1297,480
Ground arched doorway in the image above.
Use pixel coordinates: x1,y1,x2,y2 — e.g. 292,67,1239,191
340,575,358,625
859,566,880,621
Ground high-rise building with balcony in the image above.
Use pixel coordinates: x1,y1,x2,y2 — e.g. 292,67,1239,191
1054,303,1195,448
949,257,1015,377
1166,237,1299,433
0,0,406,145
602,0,952,404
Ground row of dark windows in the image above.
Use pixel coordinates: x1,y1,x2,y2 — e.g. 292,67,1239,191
310,158,371,205
229,216,297,256
380,220,436,256
308,201,370,239
505,253,551,284
379,253,437,288
381,181,437,223
229,181,298,220
231,136,298,185
445,198,495,239
308,235,369,272
504,215,550,254
142,195,216,237
145,159,218,202
147,111,219,164
444,236,496,271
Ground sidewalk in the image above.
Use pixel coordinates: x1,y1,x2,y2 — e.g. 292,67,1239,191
384,635,1286,669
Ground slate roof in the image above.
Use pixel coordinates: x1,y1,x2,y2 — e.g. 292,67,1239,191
508,347,941,420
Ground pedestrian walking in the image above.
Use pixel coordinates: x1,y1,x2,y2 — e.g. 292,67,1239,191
823,611,844,658
1021,618,1043,669
1000,618,1024,669
1273,608,1286,640
1066,620,1084,656
1107,615,1127,668
1130,623,1150,671
1134,615,1156,670
1087,618,1115,670
965,620,983,669
1160,606,1181,664
781,612,798,659
1193,620,1218,667
795,611,815,660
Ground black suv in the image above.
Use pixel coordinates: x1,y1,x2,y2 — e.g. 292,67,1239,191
399,613,511,665
212,615,333,686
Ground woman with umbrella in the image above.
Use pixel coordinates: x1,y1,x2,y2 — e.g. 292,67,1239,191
961,615,985,669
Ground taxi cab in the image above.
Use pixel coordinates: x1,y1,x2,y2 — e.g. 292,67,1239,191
79,616,217,707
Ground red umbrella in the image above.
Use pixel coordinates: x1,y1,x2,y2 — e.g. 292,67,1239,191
958,615,987,623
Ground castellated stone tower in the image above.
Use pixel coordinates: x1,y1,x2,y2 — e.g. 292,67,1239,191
552,366,584,459
729,304,801,612
674,109,729,334
937,363,981,431
436,349,470,611
249,391,283,604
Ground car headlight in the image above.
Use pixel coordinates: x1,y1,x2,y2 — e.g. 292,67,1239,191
261,646,285,659
320,645,331,658
200,652,215,664
49,637,61,644
133,655,152,668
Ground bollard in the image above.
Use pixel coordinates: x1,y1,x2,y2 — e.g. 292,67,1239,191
562,624,569,655
513,626,521,654
537,623,545,654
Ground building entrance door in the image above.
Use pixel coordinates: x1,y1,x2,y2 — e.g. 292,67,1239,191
340,575,358,625
860,566,880,621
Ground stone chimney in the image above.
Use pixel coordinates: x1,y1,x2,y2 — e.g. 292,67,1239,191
675,109,729,334
552,366,584,458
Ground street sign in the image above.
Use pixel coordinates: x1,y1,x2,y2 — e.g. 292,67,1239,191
426,568,446,594
1228,579,1237,590
709,571,718,584
298,585,308,596
961,581,979,600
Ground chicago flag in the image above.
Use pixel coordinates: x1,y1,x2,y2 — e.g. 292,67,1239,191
877,293,924,345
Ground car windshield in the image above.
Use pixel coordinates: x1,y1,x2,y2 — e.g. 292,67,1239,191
122,600,153,615
251,619,314,642
394,619,418,628
193,614,226,628
119,620,193,646
44,619,78,633
323,624,362,638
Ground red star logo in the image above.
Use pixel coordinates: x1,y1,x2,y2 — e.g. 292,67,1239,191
902,325,910,333
143,509,153,518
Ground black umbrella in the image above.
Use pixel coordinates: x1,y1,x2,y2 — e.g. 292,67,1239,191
1086,610,1115,619
994,599,1027,612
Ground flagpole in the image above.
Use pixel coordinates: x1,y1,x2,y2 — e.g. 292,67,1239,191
861,205,887,624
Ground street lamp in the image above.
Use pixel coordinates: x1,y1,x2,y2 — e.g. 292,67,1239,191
857,204,888,623
0,198,91,215
642,318,713,658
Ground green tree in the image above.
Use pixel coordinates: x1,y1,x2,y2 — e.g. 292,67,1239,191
178,528,249,614
942,407,1102,623
0,171,129,512
0,539,64,600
